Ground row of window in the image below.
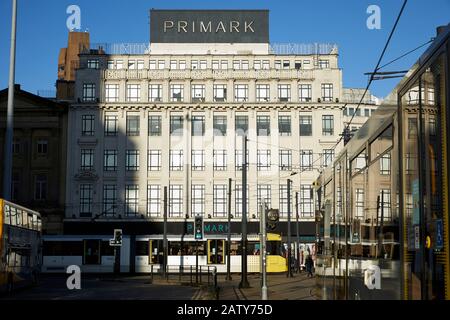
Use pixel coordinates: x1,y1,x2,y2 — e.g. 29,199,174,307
89,58,330,71
81,114,335,137
81,148,335,171
79,184,315,218
83,83,334,103
11,173,48,201
12,139,49,155
343,107,375,117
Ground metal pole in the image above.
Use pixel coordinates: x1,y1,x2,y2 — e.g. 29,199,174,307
296,191,300,273
379,190,385,258
226,178,232,280
239,135,250,288
196,240,199,284
163,186,168,279
261,199,268,300
287,179,293,277
3,0,18,200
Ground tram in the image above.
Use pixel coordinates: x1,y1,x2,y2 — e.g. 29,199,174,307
0,199,42,293
314,24,450,300
41,232,287,273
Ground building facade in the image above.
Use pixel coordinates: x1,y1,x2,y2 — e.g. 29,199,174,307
0,85,68,234
63,10,377,248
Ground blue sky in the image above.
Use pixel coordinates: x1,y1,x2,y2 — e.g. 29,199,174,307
0,0,448,98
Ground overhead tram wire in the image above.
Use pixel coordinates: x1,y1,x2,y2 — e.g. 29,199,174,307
377,38,433,71
339,0,408,145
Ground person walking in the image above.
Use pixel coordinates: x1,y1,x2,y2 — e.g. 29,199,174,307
305,254,314,277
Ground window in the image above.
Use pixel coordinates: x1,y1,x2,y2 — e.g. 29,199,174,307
213,150,227,171
214,84,227,102
321,83,333,102
322,115,334,135
149,84,162,102
116,60,123,69
299,84,312,102
82,83,96,102
299,115,312,136
191,185,205,216
191,60,199,70
126,150,139,171
213,115,227,136
233,60,240,70
87,59,99,69
103,150,117,171
429,116,436,136
234,84,248,102
283,60,290,69
148,115,161,136
191,84,205,102
300,185,313,217
278,84,291,102
279,185,289,218
254,60,261,70
137,60,144,70
221,60,228,70
199,60,207,69
169,185,183,217
37,140,48,155
104,114,118,136
79,184,93,216
170,115,184,136
235,150,249,171
170,60,177,70
103,185,117,215
323,149,334,167
212,60,220,70
34,174,47,200
380,153,391,175
294,61,302,70
179,60,186,70
379,189,391,220
147,185,161,217
262,60,270,69
158,60,165,69
235,184,249,217
300,150,313,170
170,84,184,102
257,185,271,211
275,60,281,70
149,60,156,70
128,60,136,69
192,150,205,171
148,150,161,171
82,115,95,136
256,84,270,102
81,149,94,170
278,116,291,136
235,115,248,136
279,150,292,171
257,150,271,171
257,115,270,136
170,150,183,171
408,118,418,138
127,84,140,102
355,189,364,219
191,115,205,136
318,60,330,69
364,109,370,117
107,60,115,69
11,172,19,201
125,185,139,215
241,60,249,70
105,84,119,102
213,185,227,217
126,115,140,136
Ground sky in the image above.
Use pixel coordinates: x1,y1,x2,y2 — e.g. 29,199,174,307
0,0,449,99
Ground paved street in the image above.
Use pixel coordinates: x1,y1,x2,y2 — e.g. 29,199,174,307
0,275,199,300
197,272,317,300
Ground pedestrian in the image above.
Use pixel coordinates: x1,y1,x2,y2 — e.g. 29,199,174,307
305,255,314,277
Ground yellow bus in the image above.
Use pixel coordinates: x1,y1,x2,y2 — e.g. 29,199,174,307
0,199,42,293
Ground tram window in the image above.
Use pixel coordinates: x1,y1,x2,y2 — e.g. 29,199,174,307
135,241,149,255
230,241,240,255
101,241,114,256
83,240,101,265
43,241,83,256
169,241,205,255
207,240,225,264
150,240,164,264
351,150,366,173
370,125,393,161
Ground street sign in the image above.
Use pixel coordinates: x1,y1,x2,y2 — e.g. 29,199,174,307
110,229,122,246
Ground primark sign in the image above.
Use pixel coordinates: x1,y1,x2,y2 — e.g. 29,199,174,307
150,10,269,43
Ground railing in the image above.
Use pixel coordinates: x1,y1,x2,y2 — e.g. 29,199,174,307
149,264,218,290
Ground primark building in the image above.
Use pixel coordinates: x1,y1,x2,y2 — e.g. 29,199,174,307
43,10,378,273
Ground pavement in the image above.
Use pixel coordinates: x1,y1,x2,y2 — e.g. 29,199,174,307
195,272,317,300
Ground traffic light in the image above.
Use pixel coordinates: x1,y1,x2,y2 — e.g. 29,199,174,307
114,229,122,245
266,209,279,231
194,216,203,240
